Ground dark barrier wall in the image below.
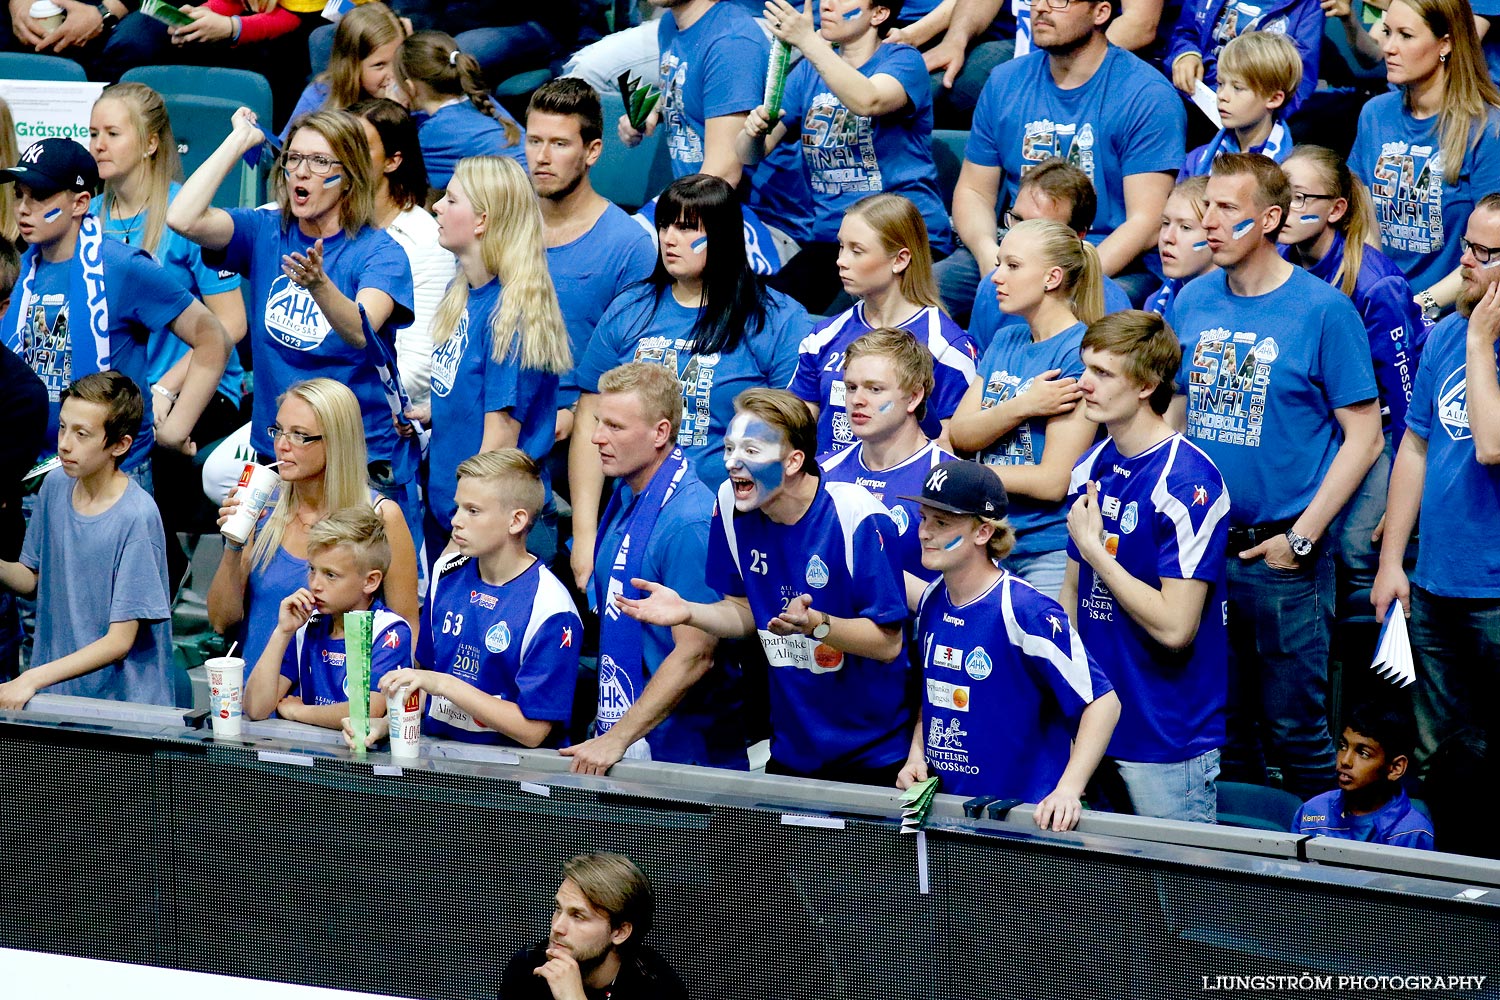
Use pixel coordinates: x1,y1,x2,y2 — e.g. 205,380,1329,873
3,719,1499,1000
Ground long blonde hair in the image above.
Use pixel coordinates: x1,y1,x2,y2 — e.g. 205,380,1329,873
272,109,377,239
95,83,182,257
431,156,570,373
0,97,16,246
1394,0,1500,185
1007,218,1105,325
251,379,373,572
1286,144,1379,298
845,193,943,310
318,2,406,110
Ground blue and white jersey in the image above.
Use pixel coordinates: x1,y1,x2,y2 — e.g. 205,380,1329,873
1066,434,1229,763
657,0,767,177
916,571,1113,801
1169,268,1376,527
417,555,581,746
1405,313,1500,598
280,601,411,707
706,478,911,773
1293,787,1435,850
789,303,977,458
821,439,955,583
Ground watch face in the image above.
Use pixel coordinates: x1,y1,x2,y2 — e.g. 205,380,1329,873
812,622,831,639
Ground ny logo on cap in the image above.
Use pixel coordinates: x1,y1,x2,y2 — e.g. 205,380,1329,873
927,468,949,492
20,145,42,164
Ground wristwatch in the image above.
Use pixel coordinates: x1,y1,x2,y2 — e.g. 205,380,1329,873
1415,289,1441,322
1285,528,1314,558
810,612,831,640
97,4,120,33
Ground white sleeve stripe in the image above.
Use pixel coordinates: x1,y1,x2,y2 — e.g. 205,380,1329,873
1152,438,1231,579
523,568,581,654
825,481,891,575
797,310,853,356
1069,439,1110,496
1001,577,1099,703
921,308,978,382
716,479,745,580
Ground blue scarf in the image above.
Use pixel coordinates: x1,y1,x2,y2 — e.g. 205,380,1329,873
2,213,111,382
359,303,426,464
1200,119,1291,169
594,447,691,755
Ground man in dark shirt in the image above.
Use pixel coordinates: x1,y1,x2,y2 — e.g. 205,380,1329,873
500,852,688,1000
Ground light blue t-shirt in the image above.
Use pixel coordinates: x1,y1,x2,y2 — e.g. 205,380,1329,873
1349,94,1500,294
100,183,245,405
966,46,1185,243
1170,267,1377,527
548,202,658,404
657,0,768,178
1405,313,1500,598
779,43,952,250
418,100,527,190
973,320,1090,557
20,469,174,705
968,268,1133,352
575,284,809,487
213,207,414,468
427,279,559,533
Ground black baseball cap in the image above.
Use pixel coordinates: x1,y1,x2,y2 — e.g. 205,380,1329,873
0,138,99,198
898,459,1008,519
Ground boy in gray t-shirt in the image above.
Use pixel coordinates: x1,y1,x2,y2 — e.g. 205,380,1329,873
0,372,174,707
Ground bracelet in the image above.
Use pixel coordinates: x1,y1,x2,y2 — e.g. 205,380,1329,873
230,14,242,42
224,539,245,552
152,385,178,402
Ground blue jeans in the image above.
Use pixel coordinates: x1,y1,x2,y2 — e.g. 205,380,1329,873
1408,584,1500,774
1110,749,1220,823
1005,548,1068,601
1332,440,1392,622
1222,546,1337,799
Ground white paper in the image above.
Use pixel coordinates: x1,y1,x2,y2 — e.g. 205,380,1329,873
1371,601,1416,688
1191,81,1223,129
519,781,551,797
915,830,930,894
257,750,314,767
780,813,845,830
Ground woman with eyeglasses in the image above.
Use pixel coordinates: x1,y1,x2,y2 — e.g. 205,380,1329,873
168,106,421,545
207,378,419,671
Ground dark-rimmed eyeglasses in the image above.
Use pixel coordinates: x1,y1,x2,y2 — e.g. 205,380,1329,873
281,152,342,176
267,425,324,447
1289,192,1337,210
1461,236,1500,266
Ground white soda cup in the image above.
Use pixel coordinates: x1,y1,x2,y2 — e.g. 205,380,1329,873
204,656,245,737
389,687,421,758
221,462,281,547
29,1,65,31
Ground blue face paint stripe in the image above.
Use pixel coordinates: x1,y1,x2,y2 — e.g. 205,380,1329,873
1232,218,1256,238
842,7,862,18
1299,215,1321,224
942,535,964,551
1191,239,1209,251
691,236,707,254
43,208,61,221
878,401,894,413
322,175,343,188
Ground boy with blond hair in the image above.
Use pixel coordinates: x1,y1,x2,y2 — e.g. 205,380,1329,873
1181,32,1303,178
244,506,410,728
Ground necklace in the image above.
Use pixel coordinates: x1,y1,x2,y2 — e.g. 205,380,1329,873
104,200,148,246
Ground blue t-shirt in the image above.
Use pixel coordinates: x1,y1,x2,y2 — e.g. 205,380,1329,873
20,469,174,705
279,601,411,706
973,320,1090,556
821,439,954,583
779,44,952,250
1349,94,1500,294
575,284,809,487
1170,267,1377,526
100,184,245,405
968,269,1133,352
426,279,559,533
417,554,581,746
966,46,1185,243
593,470,747,768
789,303,977,457
657,0,768,178
417,100,527,190
1405,313,1500,598
1293,788,1435,850
5,239,195,472
1066,434,1229,763
548,202,658,404
1166,0,1323,115
747,142,817,246
213,208,414,468
916,571,1113,800
706,478,911,774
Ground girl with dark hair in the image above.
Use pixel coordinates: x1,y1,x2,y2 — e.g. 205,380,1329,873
350,97,455,408
397,30,526,191
567,174,811,590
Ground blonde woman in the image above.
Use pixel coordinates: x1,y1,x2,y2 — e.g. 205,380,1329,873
948,218,1105,598
419,155,570,560
208,378,419,667
167,106,420,539
91,82,250,592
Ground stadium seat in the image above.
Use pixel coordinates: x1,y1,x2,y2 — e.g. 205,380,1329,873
496,68,552,99
164,93,262,210
594,91,673,213
121,64,274,128
0,52,88,82
1216,780,1306,833
931,129,968,211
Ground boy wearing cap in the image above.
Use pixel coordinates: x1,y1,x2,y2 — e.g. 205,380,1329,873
897,458,1119,832
0,138,230,480
1062,311,1230,822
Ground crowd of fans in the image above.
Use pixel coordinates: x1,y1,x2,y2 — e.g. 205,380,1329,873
0,0,1495,870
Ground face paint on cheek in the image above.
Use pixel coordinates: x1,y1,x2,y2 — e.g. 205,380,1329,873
1232,218,1256,239
691,236,707,254
1299,215,1321,225
43,208,61,221
878,401,894,413
322,175,343,188
942,535,964,551
1191,240,1209,251
842,7,863,19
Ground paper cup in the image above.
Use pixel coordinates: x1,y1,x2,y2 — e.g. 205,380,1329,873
29,0,65,30
389,687,421,758
220,462,281,547
204,656,245,737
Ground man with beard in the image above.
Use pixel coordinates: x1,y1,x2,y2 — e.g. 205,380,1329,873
1374,195,1500,796
938,0,1183,313
528,78,658,441
500,853,688,1000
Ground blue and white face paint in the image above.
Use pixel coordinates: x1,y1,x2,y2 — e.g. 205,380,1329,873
43,207,62,222
1190,239,1209,251
842,6,863,20
691,236,707,254
724,412,787,512
1298,215,1322,225
1231,217,1257,240
322,175,343,189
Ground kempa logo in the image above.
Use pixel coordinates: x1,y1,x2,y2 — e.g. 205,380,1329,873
926,468,949,491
